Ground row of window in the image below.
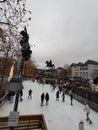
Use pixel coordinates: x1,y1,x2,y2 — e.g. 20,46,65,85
80,67,88,70
80,72,88,74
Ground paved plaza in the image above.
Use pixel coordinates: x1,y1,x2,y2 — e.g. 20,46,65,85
0,80,98,130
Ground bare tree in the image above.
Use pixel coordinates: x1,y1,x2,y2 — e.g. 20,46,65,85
0,0,31,94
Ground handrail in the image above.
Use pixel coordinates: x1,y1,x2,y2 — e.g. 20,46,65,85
0,92,8,102
0,92,8,108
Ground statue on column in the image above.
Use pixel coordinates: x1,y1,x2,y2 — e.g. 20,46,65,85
45,60,55,69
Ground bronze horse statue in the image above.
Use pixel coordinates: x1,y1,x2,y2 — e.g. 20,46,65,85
45,60,55,69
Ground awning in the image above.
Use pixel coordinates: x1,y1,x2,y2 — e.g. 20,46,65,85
5,76,23,92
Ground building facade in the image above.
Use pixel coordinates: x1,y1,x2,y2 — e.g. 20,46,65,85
70,60,98,80
80,60,98,80
70,63,82,78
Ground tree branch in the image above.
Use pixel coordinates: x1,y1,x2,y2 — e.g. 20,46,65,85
0,0,7,3
0,22,10,25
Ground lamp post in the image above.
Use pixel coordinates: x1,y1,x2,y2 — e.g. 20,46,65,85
6,27,31,130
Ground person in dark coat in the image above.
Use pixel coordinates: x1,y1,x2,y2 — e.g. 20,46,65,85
41,92,45,106
56,90,59,101
62,92,65,102
28,89,32,99
59,85,62,94
9,91,15,104
45,92,49,105
19,90,23,101
69,89,73,105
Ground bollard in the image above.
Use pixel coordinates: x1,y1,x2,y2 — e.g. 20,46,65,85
78,120,84,130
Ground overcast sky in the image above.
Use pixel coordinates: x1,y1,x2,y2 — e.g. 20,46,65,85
26,0,98,69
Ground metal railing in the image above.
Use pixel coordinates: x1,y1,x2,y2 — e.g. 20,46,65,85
0,92,8,108
74,94,98,112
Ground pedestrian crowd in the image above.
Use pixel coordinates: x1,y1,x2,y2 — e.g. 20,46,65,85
55,81,74,106
40,92,49,106
8,78,93,126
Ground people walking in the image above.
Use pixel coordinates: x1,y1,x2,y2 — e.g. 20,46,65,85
56,90,59,101
41,92,45,106
53,84,56,91
62,92,65,102
84,104,92,124
69,89,73,105
45,92,49,105
19,90,23,101
9,91,15,104
59,85,62,94
28,89,32,99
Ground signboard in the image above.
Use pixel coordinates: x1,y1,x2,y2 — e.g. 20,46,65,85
8,111,20,127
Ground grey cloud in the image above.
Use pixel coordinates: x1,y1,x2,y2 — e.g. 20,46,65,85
27,0,98,68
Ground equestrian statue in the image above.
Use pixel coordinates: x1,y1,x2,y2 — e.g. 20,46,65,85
45,60,55,69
